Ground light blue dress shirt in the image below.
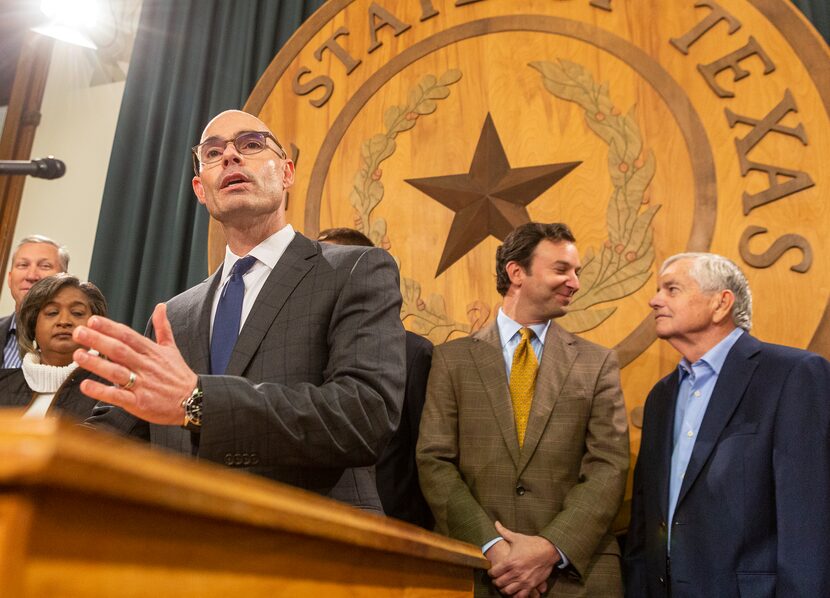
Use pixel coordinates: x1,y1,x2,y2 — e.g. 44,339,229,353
482,310,568,568
497,308,550,378
668,327,744,543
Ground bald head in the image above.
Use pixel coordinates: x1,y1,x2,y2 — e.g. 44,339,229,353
201,110,271,143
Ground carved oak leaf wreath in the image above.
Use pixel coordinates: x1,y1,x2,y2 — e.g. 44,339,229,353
349,60,659,342
531,59,661,333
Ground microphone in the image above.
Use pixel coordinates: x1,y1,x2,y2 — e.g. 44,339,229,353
0,157,66,179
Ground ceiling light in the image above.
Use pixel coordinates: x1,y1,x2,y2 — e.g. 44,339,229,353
33,0,99,49
40,0,99,29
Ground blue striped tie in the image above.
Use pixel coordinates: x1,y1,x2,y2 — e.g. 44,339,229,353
3,322,21,368
210,255,257,375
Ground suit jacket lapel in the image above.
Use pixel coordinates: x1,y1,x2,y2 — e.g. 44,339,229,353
471,323,521,468
675,333,759,508
0,314,13,350
654,374,680,522
180,271,221,375
225,234,316,376
518,321,577,474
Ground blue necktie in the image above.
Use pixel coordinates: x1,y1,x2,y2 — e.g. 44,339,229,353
210,255,258,375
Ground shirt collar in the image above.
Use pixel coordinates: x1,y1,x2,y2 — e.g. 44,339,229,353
221,224,295,278
496,308,551,348
678,327,744,378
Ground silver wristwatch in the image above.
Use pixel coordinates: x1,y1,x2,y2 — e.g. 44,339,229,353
181,385,203,432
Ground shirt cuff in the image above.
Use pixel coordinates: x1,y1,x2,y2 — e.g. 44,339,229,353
483,536,568,569
482,537,504,555
556,547,569,569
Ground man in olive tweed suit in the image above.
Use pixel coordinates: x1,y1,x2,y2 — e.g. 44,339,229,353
417,223,629,597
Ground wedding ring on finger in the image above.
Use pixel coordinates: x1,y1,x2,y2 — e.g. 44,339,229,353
122,370,137,390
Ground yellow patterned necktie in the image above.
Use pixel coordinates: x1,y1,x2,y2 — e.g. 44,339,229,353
510,327,538,447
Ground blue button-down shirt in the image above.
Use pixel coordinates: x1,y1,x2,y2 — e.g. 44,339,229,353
668,327,744,541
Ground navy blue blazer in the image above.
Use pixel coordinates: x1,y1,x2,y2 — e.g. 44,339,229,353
624,332,830,597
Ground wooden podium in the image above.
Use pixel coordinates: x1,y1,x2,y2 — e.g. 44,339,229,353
0,415,487,596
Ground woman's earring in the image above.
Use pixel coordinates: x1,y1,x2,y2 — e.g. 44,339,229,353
33,339,39,352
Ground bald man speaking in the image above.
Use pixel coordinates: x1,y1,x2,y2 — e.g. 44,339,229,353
80,110,406,511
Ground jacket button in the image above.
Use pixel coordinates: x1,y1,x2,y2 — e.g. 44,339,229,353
660,520,667,529
515,485,526,496
242,453,251,466
234,454,243,465
250,453,260,465
658,576,665,585
223,453,233,465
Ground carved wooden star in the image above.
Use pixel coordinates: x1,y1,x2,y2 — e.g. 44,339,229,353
405,113,581,277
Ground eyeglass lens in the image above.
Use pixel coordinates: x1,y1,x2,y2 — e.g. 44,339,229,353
198,132,269,163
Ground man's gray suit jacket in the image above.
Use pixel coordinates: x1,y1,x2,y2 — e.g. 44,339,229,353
90,233,406,511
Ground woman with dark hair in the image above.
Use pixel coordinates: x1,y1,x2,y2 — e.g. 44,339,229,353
0,274,109,419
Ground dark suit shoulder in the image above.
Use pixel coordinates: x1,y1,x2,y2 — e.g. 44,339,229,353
755,338,825,363
406,330,433,357
644,333,829,403
318,240,386,270
164,230,322,311
722,333,829,379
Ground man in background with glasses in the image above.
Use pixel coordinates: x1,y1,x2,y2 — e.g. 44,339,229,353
79,110,406,512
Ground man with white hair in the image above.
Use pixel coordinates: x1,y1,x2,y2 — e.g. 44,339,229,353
624,252,830,597
1,235,68,368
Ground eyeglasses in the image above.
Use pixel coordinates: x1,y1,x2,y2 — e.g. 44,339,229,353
191,131,287,174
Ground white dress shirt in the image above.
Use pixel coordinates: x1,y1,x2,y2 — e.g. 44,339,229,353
209,224,296,340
